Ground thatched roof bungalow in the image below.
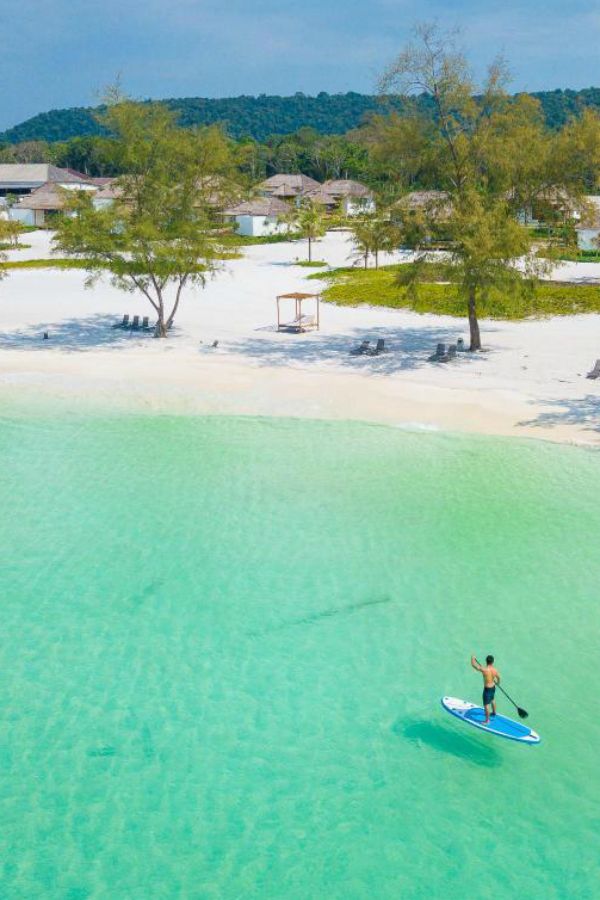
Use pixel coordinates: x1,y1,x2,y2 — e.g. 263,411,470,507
257,174,321,199
11,181,97,227
224,196,292,237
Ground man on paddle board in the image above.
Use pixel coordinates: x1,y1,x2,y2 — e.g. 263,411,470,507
471,655,501,725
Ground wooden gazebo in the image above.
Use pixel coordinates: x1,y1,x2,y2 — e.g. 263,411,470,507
276,292,321,333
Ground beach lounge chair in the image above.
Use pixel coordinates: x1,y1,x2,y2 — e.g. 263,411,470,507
351,340,371,355
446,344,457,360
586,359,600,379
142,316,150,330
114,314,129,329
366,338,386,356
131,315,140,330
428,342,446,362
292,314,316,332
457,338,466,352
210,340,219,348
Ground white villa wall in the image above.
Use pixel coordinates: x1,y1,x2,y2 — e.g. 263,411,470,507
343,197,376,216
577,228,600,251
235,214,288,237
10,208,35,226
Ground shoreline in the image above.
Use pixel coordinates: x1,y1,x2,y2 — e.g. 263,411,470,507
1,231,599,446
1,348,597,448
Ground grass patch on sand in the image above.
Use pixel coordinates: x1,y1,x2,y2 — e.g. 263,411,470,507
0,243,32,251
308,263,600,319
295,260,327,268
0,258,101,270
556,251,600,263
1,249,241,271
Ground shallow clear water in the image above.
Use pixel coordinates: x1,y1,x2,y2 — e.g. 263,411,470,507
1,412,599,898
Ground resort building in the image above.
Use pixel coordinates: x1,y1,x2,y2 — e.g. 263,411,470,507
11,181,97,227
91,181,123,210
398,190,452,212
320,179,375,215
0,164,93,198
575,196,600,251
224,197,292,237
257,174,321,200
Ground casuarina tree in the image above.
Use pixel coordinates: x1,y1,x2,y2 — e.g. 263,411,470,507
55,98,239,337
380,24,557,350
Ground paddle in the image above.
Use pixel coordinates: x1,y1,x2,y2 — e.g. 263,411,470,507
476,658,529,719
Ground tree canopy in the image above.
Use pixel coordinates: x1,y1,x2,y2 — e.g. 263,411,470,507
54,100,240,337
3,86,600,148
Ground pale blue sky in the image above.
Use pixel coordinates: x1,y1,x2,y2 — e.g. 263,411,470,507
1,0,599,130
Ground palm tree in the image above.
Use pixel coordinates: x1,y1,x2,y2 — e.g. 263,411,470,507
285,198,328,261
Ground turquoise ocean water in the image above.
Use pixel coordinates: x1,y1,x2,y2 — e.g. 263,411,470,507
1,412,599,898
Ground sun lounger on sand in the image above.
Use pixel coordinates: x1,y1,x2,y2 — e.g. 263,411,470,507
131,315,140,330
586,359,600,379
428,343,446,361
142,316,150,330
279,314,316,334
429,342,457,363
113,314,129,329
365,338,386,356
351,340,370,355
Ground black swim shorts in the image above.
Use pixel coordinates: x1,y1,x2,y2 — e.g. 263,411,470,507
483,686,496,706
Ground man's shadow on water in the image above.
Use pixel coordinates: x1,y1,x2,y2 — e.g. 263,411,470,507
395,718,502,768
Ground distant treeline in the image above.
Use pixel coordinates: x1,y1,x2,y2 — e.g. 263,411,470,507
2,88,600,145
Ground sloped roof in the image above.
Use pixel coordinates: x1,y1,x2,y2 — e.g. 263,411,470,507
394,190,453,222
302,188,338,207
225,197,291,216
322,179,372,198
0,164,93,186
270,184,303,198
258,174,321,196
399,190,451,208
93,182,124,200
14,182,69,210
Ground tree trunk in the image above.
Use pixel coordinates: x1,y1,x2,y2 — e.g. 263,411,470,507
468,288,481,351
166,278,186,333
364,251,368,269
154,292,167,338
375,249,379,270
155,314,168,338
308,235,312,262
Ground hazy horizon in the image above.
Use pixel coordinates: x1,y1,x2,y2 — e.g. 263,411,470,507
1,0,599,131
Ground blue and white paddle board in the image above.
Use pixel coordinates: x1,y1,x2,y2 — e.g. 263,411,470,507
441,696,540,745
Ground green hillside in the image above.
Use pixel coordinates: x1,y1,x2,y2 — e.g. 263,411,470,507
2,88,600,145
0,93,404,144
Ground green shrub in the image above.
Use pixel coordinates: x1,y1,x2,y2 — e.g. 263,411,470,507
309,263,600,319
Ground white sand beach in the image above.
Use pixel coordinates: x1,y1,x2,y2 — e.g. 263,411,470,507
1,230,599,444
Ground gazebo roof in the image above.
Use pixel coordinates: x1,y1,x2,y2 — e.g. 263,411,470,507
276,292,320,299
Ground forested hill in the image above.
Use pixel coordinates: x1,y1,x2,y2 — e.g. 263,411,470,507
0,94,401,144
2,88,600,144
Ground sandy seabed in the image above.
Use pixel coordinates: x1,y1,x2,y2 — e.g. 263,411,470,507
0,230,599,445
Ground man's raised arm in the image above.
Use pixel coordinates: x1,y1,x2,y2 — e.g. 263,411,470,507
470,655,482,672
